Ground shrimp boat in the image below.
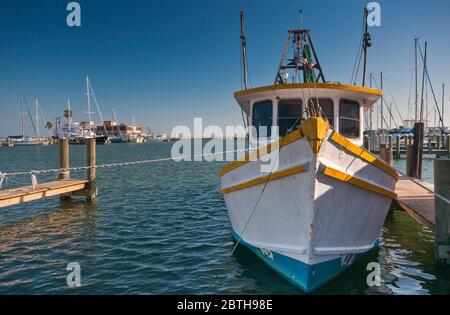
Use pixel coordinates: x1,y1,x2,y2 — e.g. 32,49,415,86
219,19,398,292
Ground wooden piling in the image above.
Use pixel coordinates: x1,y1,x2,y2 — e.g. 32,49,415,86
434,158,450,264
447,136,450,157
406,145,414,177
363,135,370,151
395,136,401,159
411,122,424,179
86,138,97,201
59,139,71,201
380,143,393,166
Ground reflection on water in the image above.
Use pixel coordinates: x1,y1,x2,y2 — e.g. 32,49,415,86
0,143,448,294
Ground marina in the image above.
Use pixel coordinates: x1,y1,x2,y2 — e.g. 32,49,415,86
0,1,449,297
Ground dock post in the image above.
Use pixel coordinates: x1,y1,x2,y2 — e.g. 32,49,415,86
411,122,424,179
87,138,97,201
406,146,414,176
380,144,393,166
363,135,370,151
395,136,401,159
447,136,450,157
437,135,441,153
59,139,71,201
434,158,450,264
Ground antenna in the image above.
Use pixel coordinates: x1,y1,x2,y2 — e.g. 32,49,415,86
299,9,303,31
240,10,248,90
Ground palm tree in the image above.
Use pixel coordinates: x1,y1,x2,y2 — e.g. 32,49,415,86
45,121,53,137
63,109,72,119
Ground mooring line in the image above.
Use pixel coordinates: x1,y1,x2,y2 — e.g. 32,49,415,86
0,148,251,179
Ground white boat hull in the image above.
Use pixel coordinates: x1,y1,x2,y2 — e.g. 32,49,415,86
220,123,398,291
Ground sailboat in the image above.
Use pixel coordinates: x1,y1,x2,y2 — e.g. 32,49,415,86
128,114,144,143
11,91,42,146
71,77,109,144
219,13,398,291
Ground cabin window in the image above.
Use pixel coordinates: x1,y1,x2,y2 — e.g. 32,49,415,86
252,100,273,138
278,99,302,136
308,98,334,127
339,99,360,138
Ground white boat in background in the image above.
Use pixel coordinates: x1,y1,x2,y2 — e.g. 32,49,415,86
219,15,398,292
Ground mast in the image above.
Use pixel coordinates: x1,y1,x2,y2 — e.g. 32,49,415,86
442,83,445,132
240,10,248,90
67,98,71,138
369,73,373,131
35,98,39,137
20,90,25,141
419,42,427,123
380,71,383,132
362,8,372,87
389,103,392,130
86,76,93,137
414,38,419,122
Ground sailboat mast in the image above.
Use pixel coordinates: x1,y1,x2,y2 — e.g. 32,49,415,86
20,90,25,141
419,42,427,123
442,83,445,131
35,98,39,138
86,76,92,137
414,38,419,122
68,98,72,137
380,72,383,131
369,73,373,131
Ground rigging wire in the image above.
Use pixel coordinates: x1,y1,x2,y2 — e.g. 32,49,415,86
417,43,445,129
381,73,405,124
350,12,366,85
371,76,399,129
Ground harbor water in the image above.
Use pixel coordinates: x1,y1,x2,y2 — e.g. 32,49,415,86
0,143,448,294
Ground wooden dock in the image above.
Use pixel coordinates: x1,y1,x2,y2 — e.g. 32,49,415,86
0,138,97,208
394,175,436,229
0,179,88,208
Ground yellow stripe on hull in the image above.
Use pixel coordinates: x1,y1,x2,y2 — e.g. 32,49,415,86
218,129,303,177
321,165,397,199
219,164,307,194
330,132,399,180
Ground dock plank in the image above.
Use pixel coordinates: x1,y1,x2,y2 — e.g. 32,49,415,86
395,175,435,229
0,180,88,208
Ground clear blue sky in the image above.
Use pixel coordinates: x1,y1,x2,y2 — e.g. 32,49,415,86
1,0,449,136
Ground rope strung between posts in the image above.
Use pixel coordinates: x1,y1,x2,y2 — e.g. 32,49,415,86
0,147,251,189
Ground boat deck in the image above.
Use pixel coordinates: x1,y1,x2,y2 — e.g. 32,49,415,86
0,180,88,208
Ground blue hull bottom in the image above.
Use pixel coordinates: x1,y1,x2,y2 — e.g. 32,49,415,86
232,230,377,292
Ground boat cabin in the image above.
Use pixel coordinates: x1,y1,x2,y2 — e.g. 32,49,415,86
234,83,381,146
